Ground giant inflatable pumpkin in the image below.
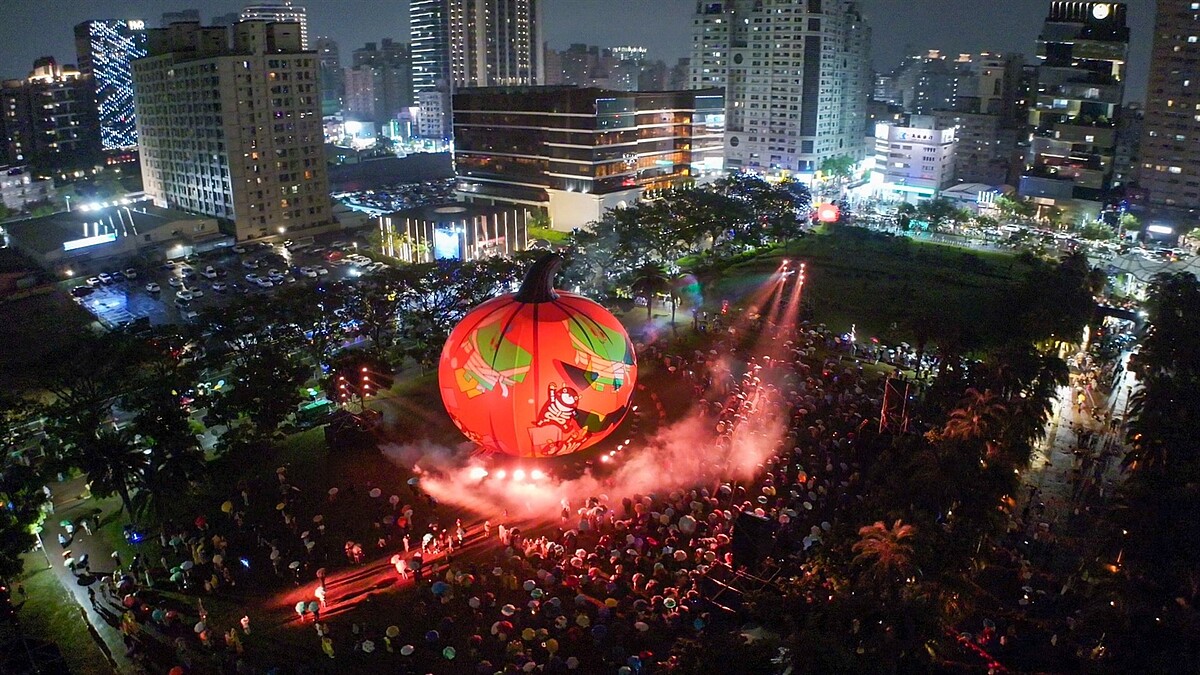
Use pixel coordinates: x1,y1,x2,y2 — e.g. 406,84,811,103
438,254,637,458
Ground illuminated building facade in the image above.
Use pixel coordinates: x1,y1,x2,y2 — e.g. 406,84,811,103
74,19,148,151
454,86,725,230
1139,0,1200,214
1,57,101,176
1020,1,1129,218
411,0,544,93
132,21,331,240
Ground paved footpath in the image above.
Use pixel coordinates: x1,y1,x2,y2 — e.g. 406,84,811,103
37,476,143,674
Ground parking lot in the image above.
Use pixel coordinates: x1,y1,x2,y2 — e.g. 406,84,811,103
70,232,372,329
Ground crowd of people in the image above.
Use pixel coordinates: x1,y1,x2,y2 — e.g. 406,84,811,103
54,299,909,674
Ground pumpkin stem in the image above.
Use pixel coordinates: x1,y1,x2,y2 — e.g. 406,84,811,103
515,253,563,303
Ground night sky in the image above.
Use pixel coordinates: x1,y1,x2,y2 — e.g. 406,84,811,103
0,0,1155,100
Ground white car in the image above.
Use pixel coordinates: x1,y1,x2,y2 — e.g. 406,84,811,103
232,245,247,254
314,266,329,276
242,259,260,269
245,273,261,283
86,276,102,287
98,273,113,284
267,270,286,283
175,290,194,302
200,266,219,280
124,268,139,279
168,277,185,288
145,282,161,293
212,281,228,292
255,278,274,288
298,267,317,278
178,266,195,277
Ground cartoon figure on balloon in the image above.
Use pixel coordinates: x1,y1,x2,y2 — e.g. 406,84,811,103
439,254,637,459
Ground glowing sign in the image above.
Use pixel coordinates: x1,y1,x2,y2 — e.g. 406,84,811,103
1092,4,1110,20
817,204,840,223
1147,225,1174,235
63,233,118,251
127,20,145,31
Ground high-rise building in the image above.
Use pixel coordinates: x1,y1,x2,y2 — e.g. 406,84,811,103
74,20,148,152
211,12,242,27
454,86,725,230
1113,102,1142,192
241,1,309,49
410,0,544,93
1020,1,1129,219
161,9,201,27
1139,0,1200,214
542,43,659,91
690,0,872,177
315,37,344,116
344,40,413,125
1,57,101,176
416,89,451,139
132,21,331,240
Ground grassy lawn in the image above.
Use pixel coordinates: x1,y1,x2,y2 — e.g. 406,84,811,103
706,226,1035,347
16,561,114,675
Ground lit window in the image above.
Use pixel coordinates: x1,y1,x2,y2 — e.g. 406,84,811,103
1170,166,1183,174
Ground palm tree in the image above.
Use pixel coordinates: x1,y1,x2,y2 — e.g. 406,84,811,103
852,520,916,589
941,388,1006,444
70,427,147,517
630,263,670,321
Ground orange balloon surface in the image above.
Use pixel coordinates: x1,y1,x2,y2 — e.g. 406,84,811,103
438,259,637,458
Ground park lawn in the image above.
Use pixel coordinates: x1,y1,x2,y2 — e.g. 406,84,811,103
708,227,1036,346
16,561,114,675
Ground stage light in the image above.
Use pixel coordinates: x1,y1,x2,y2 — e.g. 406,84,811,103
512,469,526,481
530,469,546,481
494,469,507,480
468,466,488,480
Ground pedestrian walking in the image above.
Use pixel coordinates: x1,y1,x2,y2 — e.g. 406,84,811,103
321,636,335,659
81,518,93,536
57,533,68,547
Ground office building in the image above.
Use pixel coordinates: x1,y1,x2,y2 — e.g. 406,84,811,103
74,20,148,151
132,21,331,240
241,1,309,49
454,86,725,230
1020,2,1129,220
872,115,958,200
1139,0,1200,213
410,0,544,93
162,9,201,27
690,0,872,177
1,57,101,176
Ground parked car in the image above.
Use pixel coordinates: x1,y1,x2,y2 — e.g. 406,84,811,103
145,282,161,293
182,309,200,321
179,266,195,277
212,281,228,292
110,271,126,282
168,277,185,287
242,259,260,269
124,268,138,279
71,286,94,298
161,261,177,270
175,290,194,302
245,273,261,283
98,273,113,284
189,288,205,298
86,276,102,287
298,266,318,278
200,266,219,280
314,267,329,275
232,245,248,254
255,278,274,288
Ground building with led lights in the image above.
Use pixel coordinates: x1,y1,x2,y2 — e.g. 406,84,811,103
132,21,331,240
410,0,544,93
1,57,101,176
1019,1,1129,220
689,0,872,179
872,116,958,200
241,1,309,49
453,86,725,230
74,20,148,153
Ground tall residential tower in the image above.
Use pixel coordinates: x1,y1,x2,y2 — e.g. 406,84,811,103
410,0,544,93
1139,0,1200,215
690,0,872,177
132,21,331,240
241,1,309,49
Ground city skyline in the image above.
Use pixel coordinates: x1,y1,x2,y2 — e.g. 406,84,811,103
0,0,1156,100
